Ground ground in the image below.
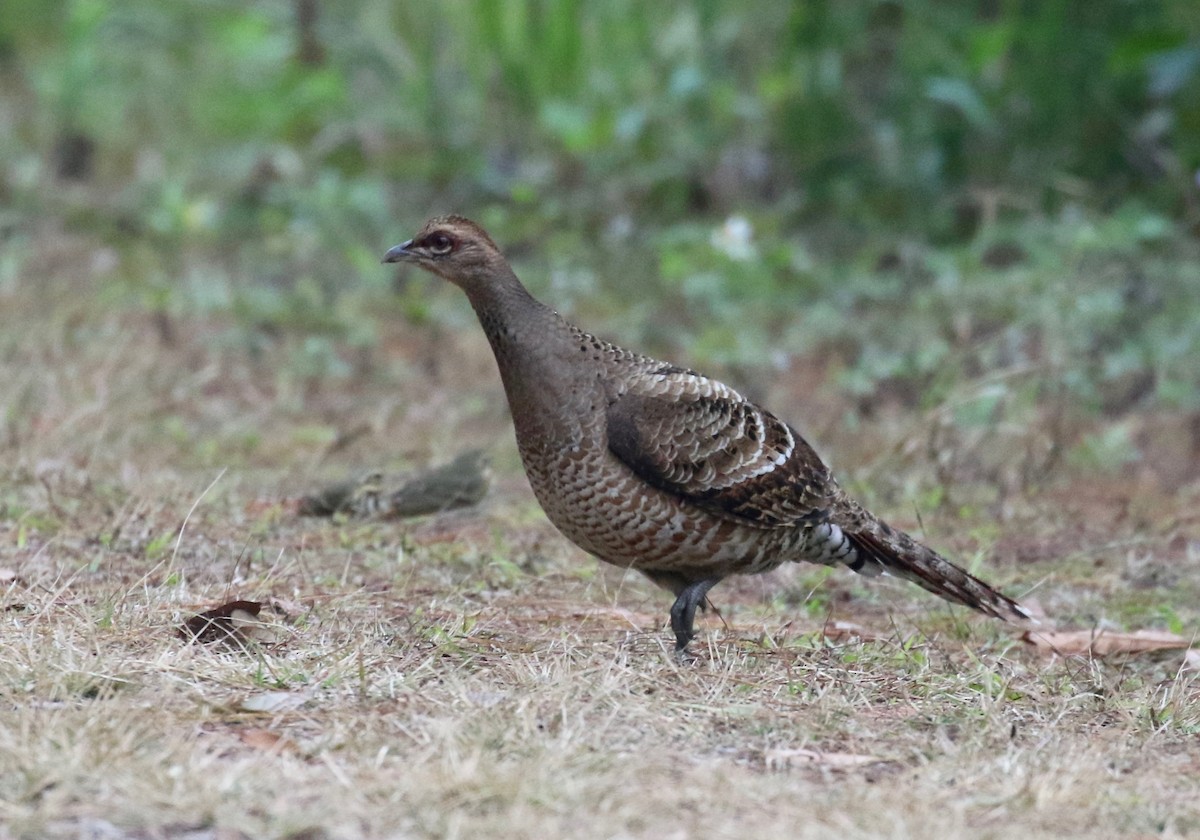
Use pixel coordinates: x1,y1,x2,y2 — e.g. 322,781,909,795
1,234,1198,840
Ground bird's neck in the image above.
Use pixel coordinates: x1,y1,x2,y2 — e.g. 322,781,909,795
461,267,556,354
461,267,593,445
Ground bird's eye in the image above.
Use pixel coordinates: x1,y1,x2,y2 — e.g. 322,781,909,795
427,233,454,255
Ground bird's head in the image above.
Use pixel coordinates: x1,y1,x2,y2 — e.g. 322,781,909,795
382,215,503,288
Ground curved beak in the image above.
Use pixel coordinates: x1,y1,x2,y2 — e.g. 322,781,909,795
382,239,414,264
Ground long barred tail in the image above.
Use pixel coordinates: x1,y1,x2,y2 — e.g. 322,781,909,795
812,518,1034,624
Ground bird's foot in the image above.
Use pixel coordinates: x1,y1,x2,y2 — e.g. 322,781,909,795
669,578,721,655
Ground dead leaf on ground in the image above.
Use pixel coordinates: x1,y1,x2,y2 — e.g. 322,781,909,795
408,517,492,546
764,748,885,771
181,600,283,647
244,498,295,517
266,595,309,621
1,565,26,611
238,727,301,755
1023,628,1194,657
239,691,311,713
820,620,894,643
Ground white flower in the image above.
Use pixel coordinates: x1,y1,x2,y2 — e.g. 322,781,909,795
711,215,755,261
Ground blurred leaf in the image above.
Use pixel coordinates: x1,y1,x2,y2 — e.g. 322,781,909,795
539,101,597,153
1068,423,1140,471
924,77,993,130
1146,44,1200,97
237,727,302,754
1024,629,1193,657
240,692,310,713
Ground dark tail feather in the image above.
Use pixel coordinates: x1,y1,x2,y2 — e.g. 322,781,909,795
847,529,1034,625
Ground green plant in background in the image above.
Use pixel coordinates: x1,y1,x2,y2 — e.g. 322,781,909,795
1,0,1197,449
6,1,1198,221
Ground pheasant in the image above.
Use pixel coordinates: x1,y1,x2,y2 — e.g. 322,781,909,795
384,216,1033,652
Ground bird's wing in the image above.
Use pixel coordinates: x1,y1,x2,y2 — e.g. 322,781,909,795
605,368,836,527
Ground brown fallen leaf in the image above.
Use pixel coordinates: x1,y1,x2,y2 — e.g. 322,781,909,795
267,595,308,621
764,748,885,771
408,517,492,546
820,620,893,643
1023,628,1194,657
245,498,295,517
238,727,301,755
181,600,281,646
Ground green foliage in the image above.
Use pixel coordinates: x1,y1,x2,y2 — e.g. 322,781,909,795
2,0,1198,442
8,1,1198,224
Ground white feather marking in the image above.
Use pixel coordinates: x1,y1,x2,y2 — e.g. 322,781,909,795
745,460,779,479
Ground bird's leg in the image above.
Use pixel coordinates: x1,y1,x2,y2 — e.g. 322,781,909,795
669,578,721,652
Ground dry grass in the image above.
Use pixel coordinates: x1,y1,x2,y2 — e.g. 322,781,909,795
2,234,1199,839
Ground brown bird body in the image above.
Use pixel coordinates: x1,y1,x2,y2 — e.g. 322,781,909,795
384,216,1032,651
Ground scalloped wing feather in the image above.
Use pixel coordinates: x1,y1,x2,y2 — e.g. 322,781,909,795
606,368,837,528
